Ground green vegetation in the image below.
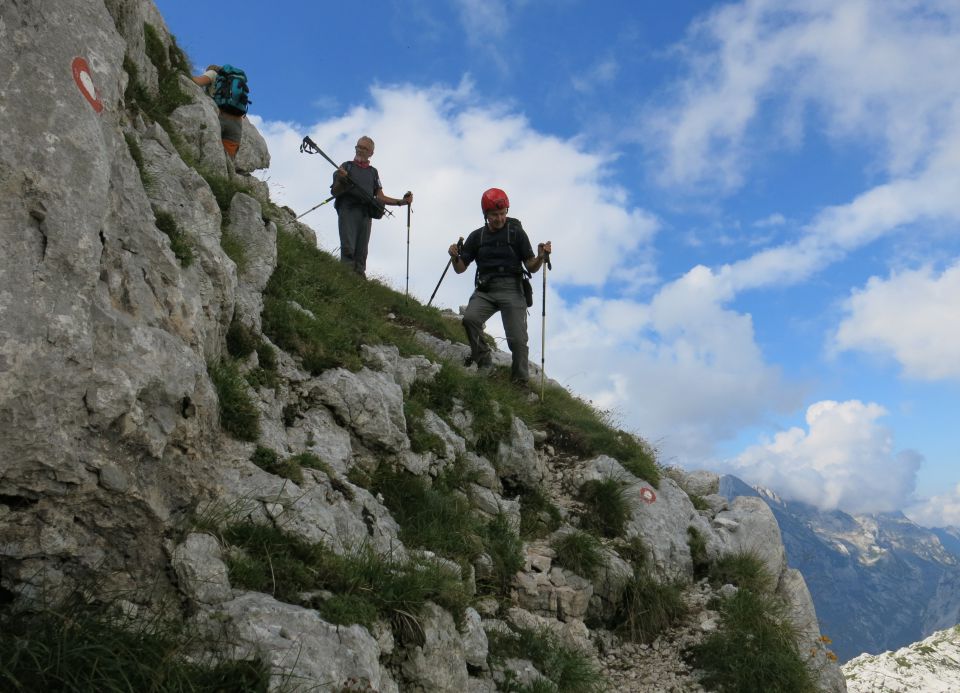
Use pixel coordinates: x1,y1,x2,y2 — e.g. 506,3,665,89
687,526,710,580
0,595,268,692
690,588,817,693
689,493,710,511
123,24,192,131
577,478,631,538
208,358,259,441
516,484,563,539
708,552,773,595
606,571,687,643
368,464,523,595
153,208,193,266
261,228,660,480
488,626,605,693
124,132,150,186
248,447,331,485
222,522,468,633
551,531,605,580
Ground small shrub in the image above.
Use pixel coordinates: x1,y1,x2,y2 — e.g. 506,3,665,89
709,552,772,594
516,484,563,539
219,230,248,272
482,513,525,596
209,359,259,441
690,589,817,693
577,478,631,538
689,493,710,511
222,523,468,629
153,209,193,266
226,320,259,358
488,626,605,693
552,531,604,580
249,445,302,484
687,526,710,580
289,452,331,476
0,595,269,692
371,466,485,563
607,571,686,643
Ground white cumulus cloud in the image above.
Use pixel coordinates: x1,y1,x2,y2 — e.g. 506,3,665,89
832,261,960,381
725,400,923,513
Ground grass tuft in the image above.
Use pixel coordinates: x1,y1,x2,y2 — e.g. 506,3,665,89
552,531,605,580
222,523,468,631
606,570,687,643
577,478,631,538
688,526,710,580
0,595,269,692
488,626,605,693
208,358,259,441
690,588,817,693
153,208,193,266
709,552,773,595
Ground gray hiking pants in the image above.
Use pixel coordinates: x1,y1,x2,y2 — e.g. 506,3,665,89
337,204,372,276
462,276,529,382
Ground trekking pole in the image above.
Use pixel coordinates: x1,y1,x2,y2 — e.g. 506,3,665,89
298,136,394,218
540,250,552,402
296,195,334,220
405,203,412,297
428,237,463,307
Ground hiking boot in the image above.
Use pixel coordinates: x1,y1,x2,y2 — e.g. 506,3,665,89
476,359,494,375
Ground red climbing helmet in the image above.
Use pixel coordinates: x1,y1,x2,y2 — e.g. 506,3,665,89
480,188,509,215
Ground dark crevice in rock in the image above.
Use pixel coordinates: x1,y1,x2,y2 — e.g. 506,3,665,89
0,494,39,510
180,396,195,418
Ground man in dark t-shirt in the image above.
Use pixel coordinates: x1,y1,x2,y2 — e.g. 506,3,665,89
331,136,413,277
447,188,552,383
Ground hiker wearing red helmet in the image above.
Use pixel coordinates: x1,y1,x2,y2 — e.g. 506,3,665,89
448,188,552,383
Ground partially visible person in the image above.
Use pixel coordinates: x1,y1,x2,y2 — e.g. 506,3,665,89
191,64,250,161
448,188,551,384
331,135,412,277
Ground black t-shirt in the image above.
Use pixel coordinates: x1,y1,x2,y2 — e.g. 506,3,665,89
460,218,534,279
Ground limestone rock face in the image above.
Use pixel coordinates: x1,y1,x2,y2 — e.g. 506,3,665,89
0,3,846,691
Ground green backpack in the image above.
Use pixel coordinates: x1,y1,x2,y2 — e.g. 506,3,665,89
212,65,251,115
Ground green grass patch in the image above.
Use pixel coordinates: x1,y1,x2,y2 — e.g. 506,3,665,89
516,484,563,539
249,447,331,485
606,571,687,643
488,626,605,693
370,465,485,563
709,552,773,595
123,25,192,131
0,595,268,692
222,522,468,632
552,531,605,580
482,513,525,596
688,526,710,580
535,389,659,485
690,588,817,693
153,208,193,266
208,358,259,441
577,478,631,538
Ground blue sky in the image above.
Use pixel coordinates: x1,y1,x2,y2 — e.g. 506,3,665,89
156,0,960,526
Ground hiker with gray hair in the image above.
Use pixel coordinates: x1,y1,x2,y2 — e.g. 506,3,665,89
331,135,413,277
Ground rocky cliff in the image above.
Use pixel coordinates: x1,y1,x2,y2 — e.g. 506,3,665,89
844,625,960,692
721,475,960,663
0,1,845,691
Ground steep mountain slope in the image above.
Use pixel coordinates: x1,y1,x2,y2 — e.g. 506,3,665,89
721,476,960,662
1,1,845,690
844,625,960,692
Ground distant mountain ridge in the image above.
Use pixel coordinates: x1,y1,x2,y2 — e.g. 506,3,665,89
720,475,960,662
